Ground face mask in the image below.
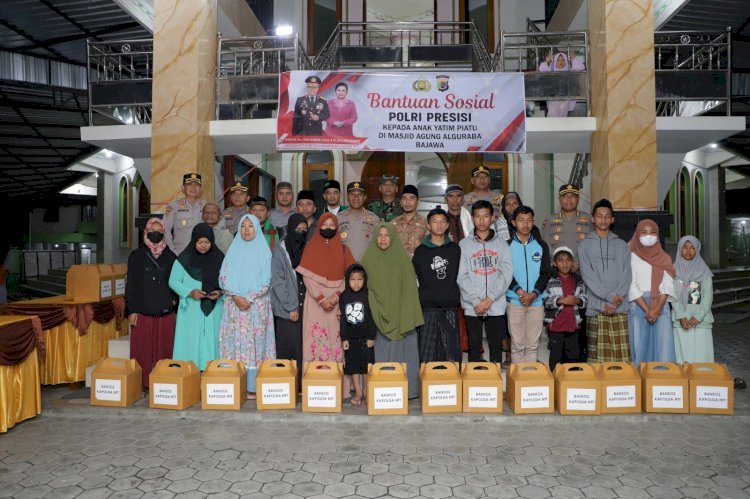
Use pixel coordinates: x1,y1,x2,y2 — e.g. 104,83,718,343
320,228,336,239
639,235,658,247
147,231,164,243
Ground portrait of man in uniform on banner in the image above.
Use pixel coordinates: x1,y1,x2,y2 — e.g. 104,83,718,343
292,75,330,136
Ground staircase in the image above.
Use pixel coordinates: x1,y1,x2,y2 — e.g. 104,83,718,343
21,268,68,296
712,268,750,309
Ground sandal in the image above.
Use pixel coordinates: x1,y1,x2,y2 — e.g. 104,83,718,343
246,392,257,400
351,396,363,407
735,377,747,390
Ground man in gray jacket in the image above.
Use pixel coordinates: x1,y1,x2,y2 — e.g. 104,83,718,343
458,200,514,363
577,199,632,363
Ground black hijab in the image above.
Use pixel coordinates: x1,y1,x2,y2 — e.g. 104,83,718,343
285,213,308,269
177,223,224,316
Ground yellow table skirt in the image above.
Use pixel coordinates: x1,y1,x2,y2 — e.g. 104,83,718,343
40,318,128,385
0,348,41,433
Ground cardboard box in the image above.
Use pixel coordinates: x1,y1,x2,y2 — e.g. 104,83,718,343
66,264,114,302
111,263,128,297
461,362,503,413
90,357,143,407
596,362,642,414
639,362,689,413
149,359,201,410
256,359,297,410
201,359,247,411
302,362,343,413
685,363,734,415
367,362,408,415
506,362,555,414
553,363,600,415
419,362,462,414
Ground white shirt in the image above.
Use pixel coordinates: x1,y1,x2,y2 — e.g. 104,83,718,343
629,253,675,301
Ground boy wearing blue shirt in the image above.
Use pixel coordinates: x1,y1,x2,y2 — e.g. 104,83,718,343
507,206,551,363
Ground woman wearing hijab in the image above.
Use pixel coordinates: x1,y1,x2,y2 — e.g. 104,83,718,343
539,52,574,117
169,223,224,370
362,222,424,399
271,213,309,386
627,219,676,366
672,236,714,363
219,214,275,398
126,218,178,388
297,213,355,363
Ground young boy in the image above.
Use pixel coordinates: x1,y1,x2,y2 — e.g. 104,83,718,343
577,199,632,362
412,207,462,362
458,200,514,363
339,263,376,407
506,206,551,364
544,246,588,371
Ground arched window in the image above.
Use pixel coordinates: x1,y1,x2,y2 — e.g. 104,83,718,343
678,168,689,238
118,176,131,245
694,171,704,240
663,179,676,240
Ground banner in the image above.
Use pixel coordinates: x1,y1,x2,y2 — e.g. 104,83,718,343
276,71,526,153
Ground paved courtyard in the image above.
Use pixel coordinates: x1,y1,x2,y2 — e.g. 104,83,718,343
1,309,749,499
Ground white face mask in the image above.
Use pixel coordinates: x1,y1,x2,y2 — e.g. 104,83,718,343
639,235,658,247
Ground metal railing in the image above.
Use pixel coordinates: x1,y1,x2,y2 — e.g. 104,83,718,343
314,21,493,72
87,39,154,125
496,30,590,116
654,29,732,116
216,34,312,120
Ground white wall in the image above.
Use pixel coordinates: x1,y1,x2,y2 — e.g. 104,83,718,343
498,0,545,33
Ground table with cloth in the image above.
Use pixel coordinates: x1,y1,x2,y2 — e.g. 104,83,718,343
0,315,43,433
0,296,128,385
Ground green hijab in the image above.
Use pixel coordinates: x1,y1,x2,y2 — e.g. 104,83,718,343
361,222,424,341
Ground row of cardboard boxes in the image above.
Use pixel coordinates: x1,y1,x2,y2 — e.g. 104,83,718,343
66,264,127,302
91,358,735,415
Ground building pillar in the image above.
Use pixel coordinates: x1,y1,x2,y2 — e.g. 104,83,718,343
588,0,672,237
150,0,217,213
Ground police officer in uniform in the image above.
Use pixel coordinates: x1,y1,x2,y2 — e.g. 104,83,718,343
367,174,403,222
337,182,380,261
463,165,503,219
540,183,592,259
163,173,208,255
222,181,251,235
292,75,330,136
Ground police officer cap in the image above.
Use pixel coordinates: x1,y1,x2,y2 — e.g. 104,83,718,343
471,165,491,177
323,180,341,191
379,174,399,185
559,183,580,196
250,196,269,208
347,181,366,193
297,190,315,202
230,181,248,192
183,172,202,185
401,184,419,197
445,184,464,195
305,75,322,84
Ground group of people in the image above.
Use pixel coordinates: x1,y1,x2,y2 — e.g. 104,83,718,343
126,166,718,403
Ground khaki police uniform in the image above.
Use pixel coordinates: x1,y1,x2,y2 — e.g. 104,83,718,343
337,208,380,261
164,198,207,255
463,189,503,217
540,210,592,257
222,206,251,235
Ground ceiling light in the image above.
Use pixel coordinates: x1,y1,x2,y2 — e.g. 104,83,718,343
275,25,293,36
103,149,113,158
710,143,717,149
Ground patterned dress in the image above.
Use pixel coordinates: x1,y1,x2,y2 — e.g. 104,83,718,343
301,275,345,363
218,274,276,392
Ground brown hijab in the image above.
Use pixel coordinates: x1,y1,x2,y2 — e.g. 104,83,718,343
296,213,355,285
628,219,675,300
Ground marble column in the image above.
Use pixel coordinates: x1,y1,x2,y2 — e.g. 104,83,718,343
588,0,658,209
150,0,217,212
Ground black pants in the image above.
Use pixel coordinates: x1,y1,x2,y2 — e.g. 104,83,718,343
548,331,581,372
275,316,303,390
465,315,507,363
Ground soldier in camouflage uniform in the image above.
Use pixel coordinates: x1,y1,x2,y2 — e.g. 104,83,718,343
163,173,207,255
367,174,403,222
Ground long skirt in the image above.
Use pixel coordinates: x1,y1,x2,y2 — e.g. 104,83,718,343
587,312,631,363
130,313,176,388
374,330,420,399
418,308,461,363
628,293,675,366
673,326,714,363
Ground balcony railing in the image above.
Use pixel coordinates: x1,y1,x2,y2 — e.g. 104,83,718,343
314,21,493,72
87,39,153,125
217,34,312,120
